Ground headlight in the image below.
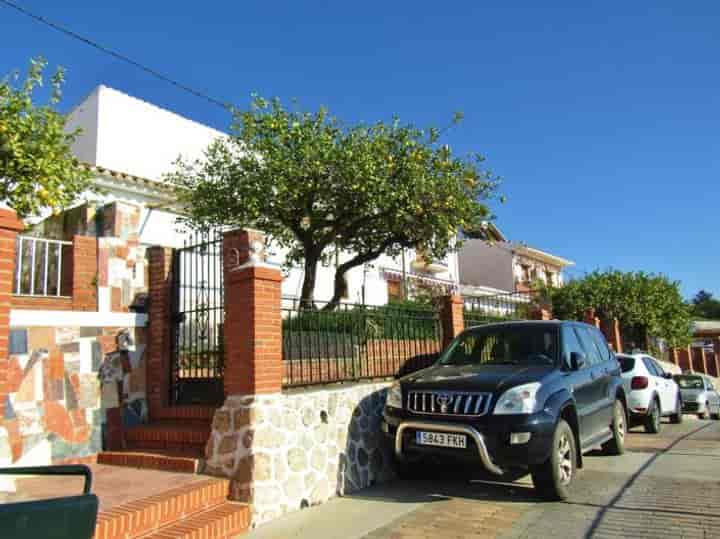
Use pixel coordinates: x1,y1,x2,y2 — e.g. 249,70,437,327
386,381,403,409
493,382,542,415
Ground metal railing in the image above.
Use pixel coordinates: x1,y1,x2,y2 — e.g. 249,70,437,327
282,297,442,387
462,291,537,327
14,236,72,297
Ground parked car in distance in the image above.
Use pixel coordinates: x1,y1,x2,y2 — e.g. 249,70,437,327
674,374,720,420
616,353,682,432
382,321,627,501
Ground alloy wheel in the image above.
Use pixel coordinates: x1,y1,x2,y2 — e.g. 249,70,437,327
616,402,626,442
557,434,573,485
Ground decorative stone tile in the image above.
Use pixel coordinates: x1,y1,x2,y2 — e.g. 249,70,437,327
27,327,55,351
64,374,79,410
78,375,99,409
45,379,65,401
55,327,79,345
9,329,28,355
15,366,37,403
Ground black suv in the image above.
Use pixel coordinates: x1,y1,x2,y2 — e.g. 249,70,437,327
382,321,627,500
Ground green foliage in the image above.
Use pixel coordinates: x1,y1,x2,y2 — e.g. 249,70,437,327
0,57,91,217
168,95,499,308
690,289,720,320
549,270,692,347
283,302,438,340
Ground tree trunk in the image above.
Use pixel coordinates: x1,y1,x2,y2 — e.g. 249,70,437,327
299,254,320,309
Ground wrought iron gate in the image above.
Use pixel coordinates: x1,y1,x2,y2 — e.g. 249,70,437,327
170,229,225,405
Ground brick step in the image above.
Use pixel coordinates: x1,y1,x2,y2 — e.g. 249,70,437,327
125,421,211,451
94,477,231,539
98,449,204,473
153,406,217,422
140,502,250,539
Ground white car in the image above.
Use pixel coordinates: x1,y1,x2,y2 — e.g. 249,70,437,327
617,353,682,433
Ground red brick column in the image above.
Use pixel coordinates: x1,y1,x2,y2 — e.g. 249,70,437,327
583,307,600,328
223,229,282,396
600,318,623,353
147,246,174,418
71,235,98,311
677,346,692,372
0,209,24,417
440,295,464,349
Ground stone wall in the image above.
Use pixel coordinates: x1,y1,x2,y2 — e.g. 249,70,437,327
204,382,395,527
1,324,147,469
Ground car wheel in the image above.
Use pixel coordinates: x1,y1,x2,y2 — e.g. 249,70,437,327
602,399,627,455
644,398,662,434
711,405,720,421
670,396,683,424
699,404,710,420
531,419,576,501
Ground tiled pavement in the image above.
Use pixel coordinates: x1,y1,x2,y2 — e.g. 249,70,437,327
1,463,208,511
361,419,720,539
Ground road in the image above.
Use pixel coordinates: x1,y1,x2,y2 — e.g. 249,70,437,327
244,416,720,539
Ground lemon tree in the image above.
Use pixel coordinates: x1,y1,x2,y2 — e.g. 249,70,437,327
169,96,499,309
0,58,91,218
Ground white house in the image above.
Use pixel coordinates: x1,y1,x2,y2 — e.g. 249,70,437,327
55,85,460,306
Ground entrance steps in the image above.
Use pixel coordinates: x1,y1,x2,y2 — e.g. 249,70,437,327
94,477,249,539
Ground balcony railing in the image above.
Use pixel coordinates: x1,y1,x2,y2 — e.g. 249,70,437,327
14,236,72,297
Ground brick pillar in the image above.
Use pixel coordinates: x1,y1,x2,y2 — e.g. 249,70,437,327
530,307,552,320
222,229,282,396
440,294,464,349
71,235,98,311
0,209,24,418
677,346,692,372
600,318,623,354
147,246,174,418
583,307,600,328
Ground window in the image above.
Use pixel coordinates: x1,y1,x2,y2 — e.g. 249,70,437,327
649,358,666,378
574,327,603,366
590,329,612,362
440,326,558,367
617,355,635,373
545,270,555,286
642,357,661,377
562,325,585,369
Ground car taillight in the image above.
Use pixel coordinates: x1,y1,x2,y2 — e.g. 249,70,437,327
631,376,649,390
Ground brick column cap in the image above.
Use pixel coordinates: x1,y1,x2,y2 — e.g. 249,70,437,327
0,208,24,232
226,263,283,284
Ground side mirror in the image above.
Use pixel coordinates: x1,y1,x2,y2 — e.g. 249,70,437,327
663,372,673,379
570,351,586,371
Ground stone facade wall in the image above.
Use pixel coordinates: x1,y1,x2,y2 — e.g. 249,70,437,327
0,324,147,469
205,382,394,527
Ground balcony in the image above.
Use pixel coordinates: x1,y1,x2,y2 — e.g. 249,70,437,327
411,253,449,274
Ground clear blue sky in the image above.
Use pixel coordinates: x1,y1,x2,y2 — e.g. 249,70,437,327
3,1,719,298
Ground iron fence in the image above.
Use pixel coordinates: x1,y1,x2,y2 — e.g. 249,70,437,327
282,298,442,387
462,291,538,327
14,236,72,297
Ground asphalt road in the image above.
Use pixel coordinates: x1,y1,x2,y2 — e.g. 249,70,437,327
244,416,720,539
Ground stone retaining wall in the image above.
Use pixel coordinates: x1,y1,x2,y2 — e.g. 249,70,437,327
204,381,394,527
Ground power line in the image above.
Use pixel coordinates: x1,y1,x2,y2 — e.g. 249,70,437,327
0,0,231,110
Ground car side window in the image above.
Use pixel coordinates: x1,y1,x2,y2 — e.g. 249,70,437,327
574,327,602,366
642,357,659,377
561,325,585,369
590,328,612,362
650,359,666,377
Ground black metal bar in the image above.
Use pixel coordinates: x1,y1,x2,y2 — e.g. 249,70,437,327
0,465,93,495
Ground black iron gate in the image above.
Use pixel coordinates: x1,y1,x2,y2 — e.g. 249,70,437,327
170,229,225,405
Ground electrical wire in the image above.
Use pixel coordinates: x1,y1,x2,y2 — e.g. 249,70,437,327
0,0,232,110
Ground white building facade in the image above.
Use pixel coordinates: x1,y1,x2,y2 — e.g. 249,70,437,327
60,85,459,306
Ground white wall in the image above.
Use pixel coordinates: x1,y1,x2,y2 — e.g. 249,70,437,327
67,85,226,181
65,87,100,165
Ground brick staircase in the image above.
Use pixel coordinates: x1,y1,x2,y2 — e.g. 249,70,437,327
98,407,214,473
93,406,249,539
94,477,249,539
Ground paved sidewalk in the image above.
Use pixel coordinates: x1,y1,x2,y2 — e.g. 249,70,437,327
242,416,720,539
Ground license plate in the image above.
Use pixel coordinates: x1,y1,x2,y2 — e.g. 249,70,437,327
415,431,467,449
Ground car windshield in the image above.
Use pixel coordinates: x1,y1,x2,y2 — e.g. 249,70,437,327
674,375,704,390
618,356,635,373
439,326,558,367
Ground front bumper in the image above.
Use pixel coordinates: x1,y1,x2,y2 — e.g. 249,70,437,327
683,401,703,414
383,406,556,472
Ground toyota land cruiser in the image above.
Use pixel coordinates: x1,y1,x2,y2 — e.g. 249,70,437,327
382,321,627,500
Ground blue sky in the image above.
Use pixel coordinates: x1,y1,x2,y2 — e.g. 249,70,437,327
3,1,719,298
